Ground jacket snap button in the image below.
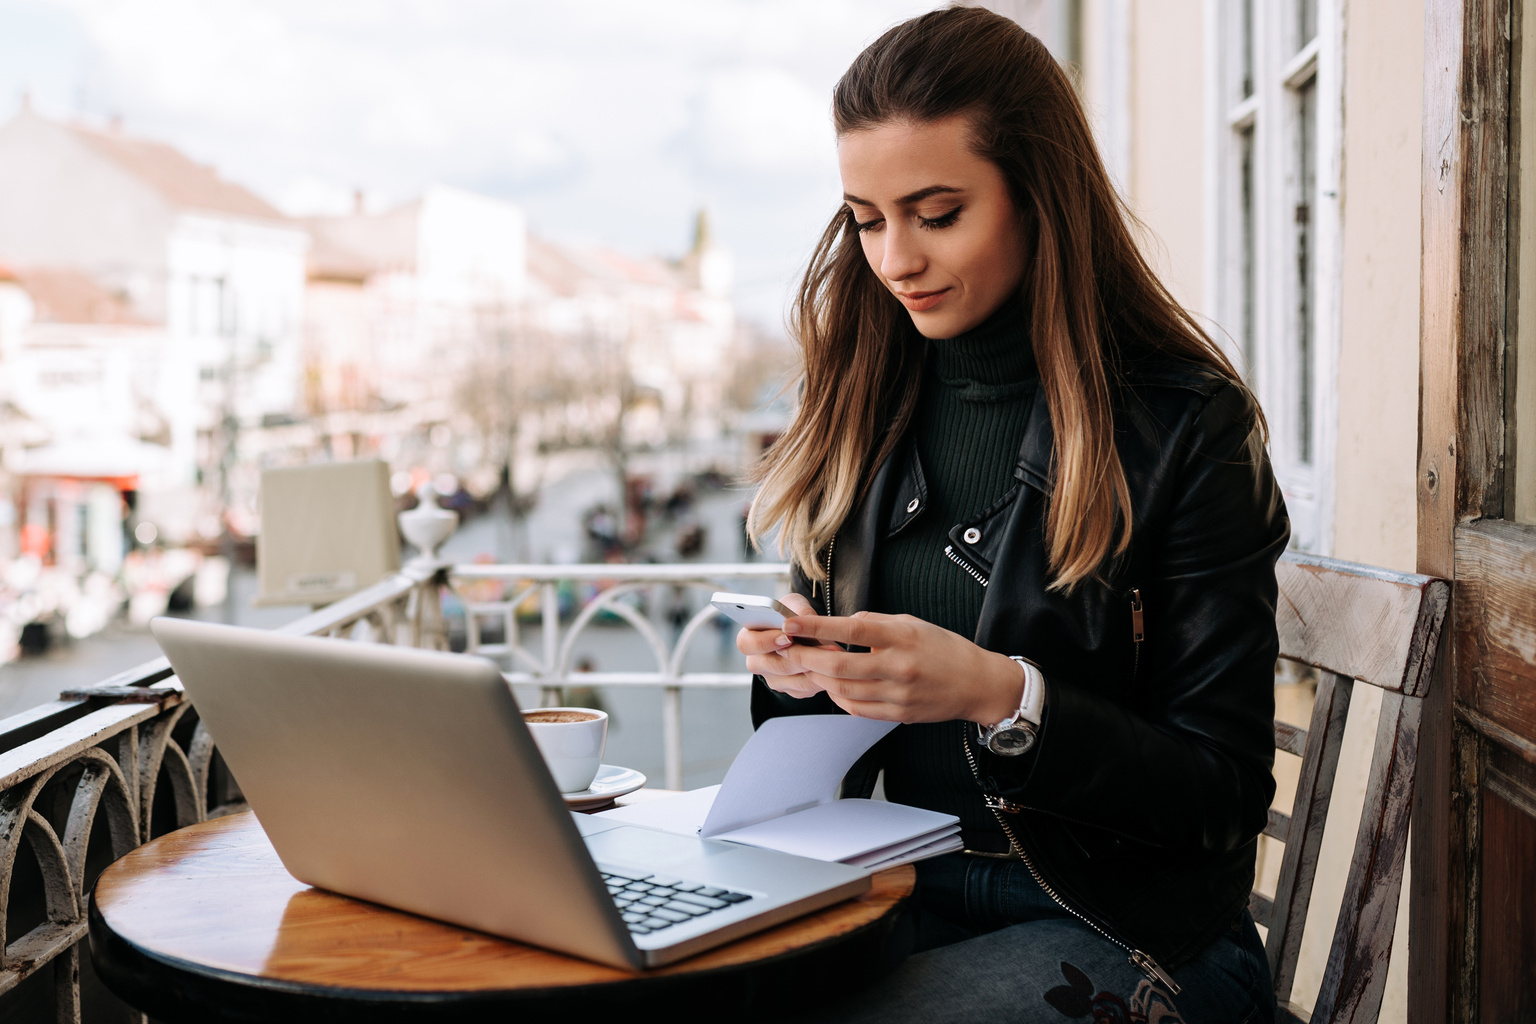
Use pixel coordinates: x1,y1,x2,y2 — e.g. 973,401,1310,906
963,527,981,544
906,498,920,514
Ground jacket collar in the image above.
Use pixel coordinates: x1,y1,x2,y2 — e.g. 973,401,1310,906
830,384,1050,617
1013,383,1052,494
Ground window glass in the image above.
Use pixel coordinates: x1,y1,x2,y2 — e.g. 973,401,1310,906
1240,125,1258,384
1298,0,1318,50
1242,0,1256,99
1217,0,1336,550
1296,79,1317,465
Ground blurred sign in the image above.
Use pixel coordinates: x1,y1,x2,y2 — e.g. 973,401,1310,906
256,460,399,607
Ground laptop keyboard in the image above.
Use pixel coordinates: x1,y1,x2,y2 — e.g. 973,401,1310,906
600,871,754,935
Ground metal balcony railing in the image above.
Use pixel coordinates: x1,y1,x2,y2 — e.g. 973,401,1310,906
445,561,790,789
0,556,786,1023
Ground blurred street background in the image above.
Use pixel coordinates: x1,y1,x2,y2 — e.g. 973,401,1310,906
0,0,970,785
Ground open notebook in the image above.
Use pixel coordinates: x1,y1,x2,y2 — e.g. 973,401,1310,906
596,716,962,871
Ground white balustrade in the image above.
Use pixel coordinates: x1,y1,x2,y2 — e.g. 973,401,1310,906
444,562,790,789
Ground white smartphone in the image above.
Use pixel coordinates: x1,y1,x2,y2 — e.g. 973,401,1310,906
710,592,818,645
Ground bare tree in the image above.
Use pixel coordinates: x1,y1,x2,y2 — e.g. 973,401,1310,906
452,301,547,547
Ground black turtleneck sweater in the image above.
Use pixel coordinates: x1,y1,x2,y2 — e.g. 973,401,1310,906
872,302,1038,836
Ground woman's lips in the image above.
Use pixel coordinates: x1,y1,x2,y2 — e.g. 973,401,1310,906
895,288,950,312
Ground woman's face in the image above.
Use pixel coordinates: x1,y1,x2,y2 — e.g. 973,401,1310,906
838,114,1027,339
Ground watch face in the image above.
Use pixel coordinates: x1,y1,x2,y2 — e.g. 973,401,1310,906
987,725,1036,756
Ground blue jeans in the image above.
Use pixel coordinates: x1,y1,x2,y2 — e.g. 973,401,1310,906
796,853,1275,1024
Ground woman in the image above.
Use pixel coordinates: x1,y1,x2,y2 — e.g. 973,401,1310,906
740,8,1287,1023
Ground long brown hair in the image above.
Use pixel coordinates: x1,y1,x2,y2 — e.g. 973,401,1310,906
750,6,1254,590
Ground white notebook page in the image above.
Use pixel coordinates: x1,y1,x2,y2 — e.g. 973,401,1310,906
698,716,897,837
711,798,957,862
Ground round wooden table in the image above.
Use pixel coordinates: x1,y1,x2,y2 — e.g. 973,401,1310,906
89,811,915,1023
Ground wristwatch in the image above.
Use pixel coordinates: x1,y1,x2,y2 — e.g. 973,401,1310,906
977,656,1046,756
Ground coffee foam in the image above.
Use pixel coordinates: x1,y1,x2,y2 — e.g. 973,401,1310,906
523,710,600,724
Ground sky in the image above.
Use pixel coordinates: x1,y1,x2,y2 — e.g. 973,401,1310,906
0,0,940,328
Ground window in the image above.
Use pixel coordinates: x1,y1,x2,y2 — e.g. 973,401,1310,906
184,276,232,339
1210,0,1340,553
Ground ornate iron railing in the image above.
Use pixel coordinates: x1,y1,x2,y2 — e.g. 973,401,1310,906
0,557,786,1023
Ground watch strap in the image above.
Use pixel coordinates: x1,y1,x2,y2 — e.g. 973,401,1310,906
1009,656,1045,726
976,657,1046,752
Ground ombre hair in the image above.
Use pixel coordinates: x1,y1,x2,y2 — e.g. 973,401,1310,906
749,5,1257,591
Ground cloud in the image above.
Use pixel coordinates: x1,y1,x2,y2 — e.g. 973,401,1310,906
696,67,832,174
7,0,937,323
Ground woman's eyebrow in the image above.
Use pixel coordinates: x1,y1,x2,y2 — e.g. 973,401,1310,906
842,185,965,207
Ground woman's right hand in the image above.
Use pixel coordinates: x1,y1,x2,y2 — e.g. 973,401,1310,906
737,593,834,699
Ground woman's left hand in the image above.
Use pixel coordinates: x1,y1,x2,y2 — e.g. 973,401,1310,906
777,611,1027,725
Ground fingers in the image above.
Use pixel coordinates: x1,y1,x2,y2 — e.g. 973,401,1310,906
744,649,803,676
735,595,821,658
783,611,898,648
779,593,818,617
823,689,904,721
812,676,889,702
773,682,826,700
778,644,889,681
759,666,825,699
735,626,786,657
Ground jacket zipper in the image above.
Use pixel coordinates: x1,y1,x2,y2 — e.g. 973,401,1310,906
1129,588,1144,685
823,537,836,616
944,545,990,587
947,567,1177,993
962,737,1181,994
874,533,1175,986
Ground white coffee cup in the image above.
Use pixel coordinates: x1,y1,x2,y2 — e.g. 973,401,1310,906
523,707,608,793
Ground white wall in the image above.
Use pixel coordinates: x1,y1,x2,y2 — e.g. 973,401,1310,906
1124,0,1207,315
1332,0,1425,573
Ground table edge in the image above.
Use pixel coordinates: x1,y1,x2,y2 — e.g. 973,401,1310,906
88,876,913,1004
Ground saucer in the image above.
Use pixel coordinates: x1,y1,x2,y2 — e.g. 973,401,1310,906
562,765,647,810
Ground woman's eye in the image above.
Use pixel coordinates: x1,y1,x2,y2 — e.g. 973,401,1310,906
855,218,884,234
919,207,962,230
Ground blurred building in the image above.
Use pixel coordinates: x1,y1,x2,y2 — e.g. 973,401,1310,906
0,265,174,575
303,185,526,420
522,209,736,445
301,193,737,499
0,100,747,559
0,102,308,518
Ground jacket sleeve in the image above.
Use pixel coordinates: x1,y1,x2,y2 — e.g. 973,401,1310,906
993,383,1287,853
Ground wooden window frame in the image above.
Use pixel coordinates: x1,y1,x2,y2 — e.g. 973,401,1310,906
1206,0,1344,554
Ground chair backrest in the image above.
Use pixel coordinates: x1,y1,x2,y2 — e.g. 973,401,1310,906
1253,552,1448,1024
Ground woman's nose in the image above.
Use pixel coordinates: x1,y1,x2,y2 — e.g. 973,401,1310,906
879,224,925,282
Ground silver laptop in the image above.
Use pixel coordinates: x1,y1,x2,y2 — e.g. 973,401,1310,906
150,617,870,969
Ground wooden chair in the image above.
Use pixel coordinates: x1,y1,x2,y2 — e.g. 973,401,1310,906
1253,552,1449,1024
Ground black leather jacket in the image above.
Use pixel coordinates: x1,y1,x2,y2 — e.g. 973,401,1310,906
750,355,1289,969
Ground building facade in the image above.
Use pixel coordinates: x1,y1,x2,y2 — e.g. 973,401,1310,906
0,104,309,506
303,194,737,502
1067,0,1424,573
1018,2,1426,1019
